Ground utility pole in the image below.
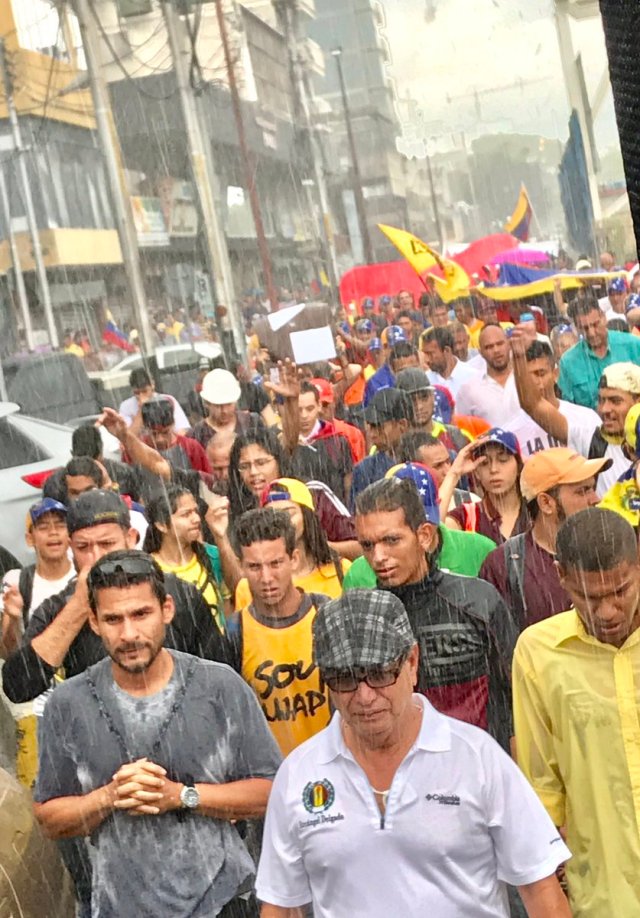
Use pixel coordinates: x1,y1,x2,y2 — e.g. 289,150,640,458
0,39,57,347
0,164,33,350
425,153,444,248
162,0,245,361
72,0,155,355
214,0,278,310
331,47,373,265
273,0,340,297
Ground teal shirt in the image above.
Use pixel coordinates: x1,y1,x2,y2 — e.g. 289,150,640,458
342,524,496,589
558,331,640,408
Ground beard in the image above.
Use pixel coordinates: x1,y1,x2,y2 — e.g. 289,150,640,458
111,640,162,674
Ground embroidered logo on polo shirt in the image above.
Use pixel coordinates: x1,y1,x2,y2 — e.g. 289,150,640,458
303,779,335,814
425,793,460,806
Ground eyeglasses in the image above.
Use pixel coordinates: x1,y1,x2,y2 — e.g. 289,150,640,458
323,654,408,693
91,557,158,578
238,457,275,473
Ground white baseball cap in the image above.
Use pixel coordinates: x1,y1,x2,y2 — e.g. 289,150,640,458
201,368,241,405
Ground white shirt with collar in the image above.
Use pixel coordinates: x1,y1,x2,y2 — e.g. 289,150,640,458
256,695,569,918
456,370,520,426
427,358,481,400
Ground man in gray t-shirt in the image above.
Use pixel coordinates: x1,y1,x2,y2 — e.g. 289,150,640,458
34,550,281,918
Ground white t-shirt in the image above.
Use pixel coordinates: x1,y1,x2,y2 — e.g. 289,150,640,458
118,393,189,431
568,424,629,497
256,695,570,918
456,372,520,427
427,359,481,400
504,399,600,461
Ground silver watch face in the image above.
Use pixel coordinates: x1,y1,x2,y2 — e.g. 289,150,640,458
181,785,200,809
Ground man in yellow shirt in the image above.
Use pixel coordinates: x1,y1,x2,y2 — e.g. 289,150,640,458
453,297,484,349
228,507,331,756
513,506,640,916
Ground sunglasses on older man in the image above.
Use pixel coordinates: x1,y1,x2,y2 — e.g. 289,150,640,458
323,653,408,694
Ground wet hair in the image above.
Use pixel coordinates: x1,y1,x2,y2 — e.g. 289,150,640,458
389,342,418,368
129,368,152,390
451,321,469,338
299,505,344,584
422,326,454,352
608,318,629,334
87,549,166,614
398,431,440,463
232,507,297,557
556,508,638,572
300,380,320,402
228,428,288,517
65,457,103,486
71,425,103,460
525,340,555,366
567,293,601,322
396,309,413,322
355,478,427,531
525,486,560,523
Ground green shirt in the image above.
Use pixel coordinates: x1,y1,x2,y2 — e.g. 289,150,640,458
558,331,640,409
343,524,496,589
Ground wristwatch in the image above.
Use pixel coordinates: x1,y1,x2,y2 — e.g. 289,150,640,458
180,782,200,811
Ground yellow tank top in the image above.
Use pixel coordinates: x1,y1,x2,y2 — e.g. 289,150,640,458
240,601,330,755
154,552,225,632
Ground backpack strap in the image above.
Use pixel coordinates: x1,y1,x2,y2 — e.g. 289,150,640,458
588,427,609,461
503,533,527,630
18,564,36,626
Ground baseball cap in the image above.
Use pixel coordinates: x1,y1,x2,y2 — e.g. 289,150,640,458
624,403,640,456
608,277,627,295
395,367,433,395
625,294,640,314
355,318,373,334
379,295,392,306
313,589,415,671
368,337,382,352
364,388,412,426
433,384,454,424
67,490,131,535
310,377,334,404
472,427,521,458
520,447,612,502
362,297,375,310
201,368,241,405
599,362,640,396
141,397,174,429
28,498,67,530
385,462,440,524
260,477,314,512
381,325,407,347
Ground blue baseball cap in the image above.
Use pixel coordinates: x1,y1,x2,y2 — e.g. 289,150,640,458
385,462,440,525
473,428,521,458
433,385,454,424
28,497,68,529
355,318,373,333
608,277,626,295
382,325,408,347
362,297,375,310
368,337,382,352
379,295,392,306
626,294,640,314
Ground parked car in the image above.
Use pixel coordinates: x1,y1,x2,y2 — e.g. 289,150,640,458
88,341,224,410
0,402,119,563
3,352,102,425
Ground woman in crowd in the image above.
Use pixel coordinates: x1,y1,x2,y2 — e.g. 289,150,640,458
143,484,226,631
444,430,529,544
228,429,360,558
234,478,350,608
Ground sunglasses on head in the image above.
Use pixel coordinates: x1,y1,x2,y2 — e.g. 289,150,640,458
322,653,408,694
91,558,157,578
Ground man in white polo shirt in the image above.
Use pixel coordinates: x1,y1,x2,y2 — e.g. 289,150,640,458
421,326,480,400
456,324,520,426
256,590,571,918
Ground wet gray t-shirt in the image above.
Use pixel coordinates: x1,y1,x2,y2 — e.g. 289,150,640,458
35,652,282,918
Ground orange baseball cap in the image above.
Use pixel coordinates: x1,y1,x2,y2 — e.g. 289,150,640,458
520,447,612,502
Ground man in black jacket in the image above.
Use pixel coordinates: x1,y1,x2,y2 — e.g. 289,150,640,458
2,490,228,705
354,477,517,752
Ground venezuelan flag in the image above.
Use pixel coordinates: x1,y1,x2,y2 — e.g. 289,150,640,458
504,185,533,242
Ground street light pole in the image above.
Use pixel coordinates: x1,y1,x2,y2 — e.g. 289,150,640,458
331,47,373,265
425,152,444,248
214,0,278,311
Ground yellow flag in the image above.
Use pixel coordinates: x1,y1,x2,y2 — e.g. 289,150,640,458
378,224,469,302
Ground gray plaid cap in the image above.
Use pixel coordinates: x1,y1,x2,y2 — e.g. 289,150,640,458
313,589,415,671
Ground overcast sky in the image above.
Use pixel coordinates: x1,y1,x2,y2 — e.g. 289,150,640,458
381,0,619,153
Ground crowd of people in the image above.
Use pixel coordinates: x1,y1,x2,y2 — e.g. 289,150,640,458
2,275,640,916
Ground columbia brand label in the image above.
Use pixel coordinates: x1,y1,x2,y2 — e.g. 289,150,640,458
425,793,461,806
303,779,335,814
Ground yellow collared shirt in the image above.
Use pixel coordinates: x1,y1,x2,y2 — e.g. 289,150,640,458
513,609,640,917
